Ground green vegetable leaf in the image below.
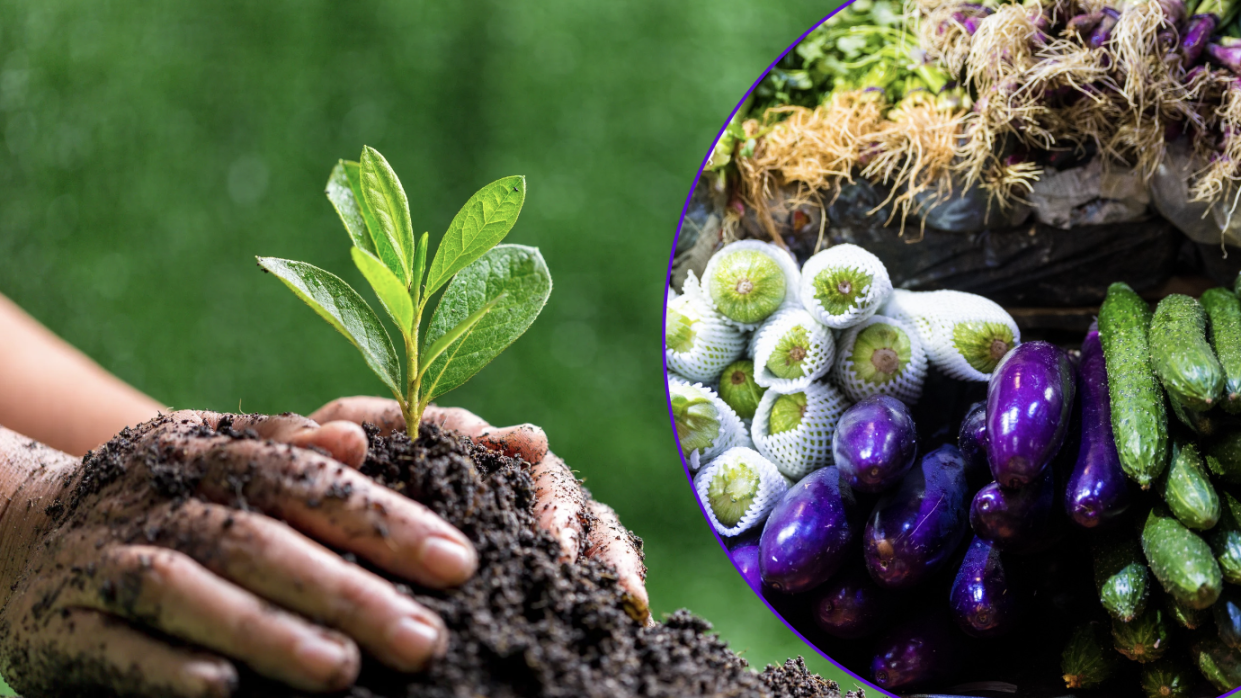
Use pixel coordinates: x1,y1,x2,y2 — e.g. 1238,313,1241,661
421,244,551,401
424,176,525,296
325,161,375,255
359,147,415,283
256,256,401,395
343,160,404,281
351,247,414,336
419,294,504,379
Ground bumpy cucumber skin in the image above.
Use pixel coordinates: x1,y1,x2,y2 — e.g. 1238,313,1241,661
1209,433,1241,485
1062,622,1117,689
1142,507,1223,610
1139,658,1195,698
1111,606,1170,663
1150,294,1225,411
1166,592,1210,630
1201,288,1241,415
1094,532,1151,622
1213,491,1241,584
1193,637,1241,693
1099,283,1169,489
1168,394,1224,437
1160,442,1221,531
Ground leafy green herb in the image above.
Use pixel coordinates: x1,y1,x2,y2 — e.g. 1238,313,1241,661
258,147,551,437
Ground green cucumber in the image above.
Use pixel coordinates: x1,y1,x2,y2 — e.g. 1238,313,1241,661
1193,637,1241,693
1062,622,1118,689
1160,441,1221,531
1112,606,1170,663
1140,658,1196,698
1168,394,1222,437
1165,592,1211,629
1150,294,1225,412
1142,507,1223,610
1099,282,1169,489
1095,531,1152,622
1201,287,1241,415
1209,433,1241,485
1213,491,1241,584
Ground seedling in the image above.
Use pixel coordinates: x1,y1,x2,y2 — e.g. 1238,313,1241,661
258,146,552,437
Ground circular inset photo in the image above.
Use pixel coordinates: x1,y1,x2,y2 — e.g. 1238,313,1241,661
666,1,1241,696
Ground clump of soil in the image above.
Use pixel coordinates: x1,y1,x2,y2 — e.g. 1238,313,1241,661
240,424,857,698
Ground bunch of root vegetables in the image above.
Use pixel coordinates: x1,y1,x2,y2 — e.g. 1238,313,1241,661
666,236,1241,695
717,0,1241,242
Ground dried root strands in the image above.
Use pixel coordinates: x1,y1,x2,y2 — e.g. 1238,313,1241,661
665,282,748,383
799,244,894,329
1191,81,1241,224
699,240,801,330
917,1,993,76
1109,0,1187,175
752,308,835,391
966,4,1041,94
834,315,930,404
752,381,852,480
669,381,749,471
695,447,790,536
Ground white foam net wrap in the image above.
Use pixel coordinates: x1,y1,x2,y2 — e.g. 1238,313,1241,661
834,315,928,404
799,244,893,329
752,308,835,392
882,289,1020,382
751,381,851,481
665,287,747,383
694,446,789,537
668,380,750,472
699,240,802,331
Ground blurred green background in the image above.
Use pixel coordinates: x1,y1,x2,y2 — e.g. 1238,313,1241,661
0,0,855,693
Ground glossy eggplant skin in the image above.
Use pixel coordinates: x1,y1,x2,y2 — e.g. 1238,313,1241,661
759,467,859,594
730,543,762,591
1065,328,1132,527
986,341,1076,488
833,395,919,493
970,468,1056,552
870,612,964,690
811,567,895,639
958,401,992,491
950,536,1023,637
864,445,970,589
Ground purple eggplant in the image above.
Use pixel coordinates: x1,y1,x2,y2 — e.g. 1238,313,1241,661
730,543,762,591
986,341,1076,488
949,536,1023,637
970,469,1057,551
759,466,859,594
1065,327,1131,528
832,395,918,493
864,445,970,589
811,567,895,639
871,611,965,690
958,401,991,490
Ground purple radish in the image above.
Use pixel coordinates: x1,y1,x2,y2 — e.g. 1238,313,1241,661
864,445,971,589
1184,14,1218,64
832,395,918,493
1089,7,1121,48
970,469,1057,551
811,567,896,639
871,612,965,690
986,341,1076,489
1065,326,1131,527
949,536,1024,637
759,466,859,594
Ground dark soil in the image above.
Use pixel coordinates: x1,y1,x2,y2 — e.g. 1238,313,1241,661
235,424,858,698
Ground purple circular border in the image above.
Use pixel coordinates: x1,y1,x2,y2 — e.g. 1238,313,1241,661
658,3,894,696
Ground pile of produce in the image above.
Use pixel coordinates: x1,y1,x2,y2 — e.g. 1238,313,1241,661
667,235,1241,696
708,0,1241,244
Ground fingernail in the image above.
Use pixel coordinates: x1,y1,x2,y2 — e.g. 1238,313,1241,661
417,536,476,586
294,634,358,689
387,616,444,670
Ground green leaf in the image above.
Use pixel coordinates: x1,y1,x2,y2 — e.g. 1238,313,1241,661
256,257,401,395
419,294,504,378
421,244,551,400
424,175,525,296
325,161,375,255
358,146,414,284
351,247,414,336
412,231,429,311
343,160,404,281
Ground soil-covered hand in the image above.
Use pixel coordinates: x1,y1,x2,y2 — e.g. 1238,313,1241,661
311,396,651,623
0,411,478,697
